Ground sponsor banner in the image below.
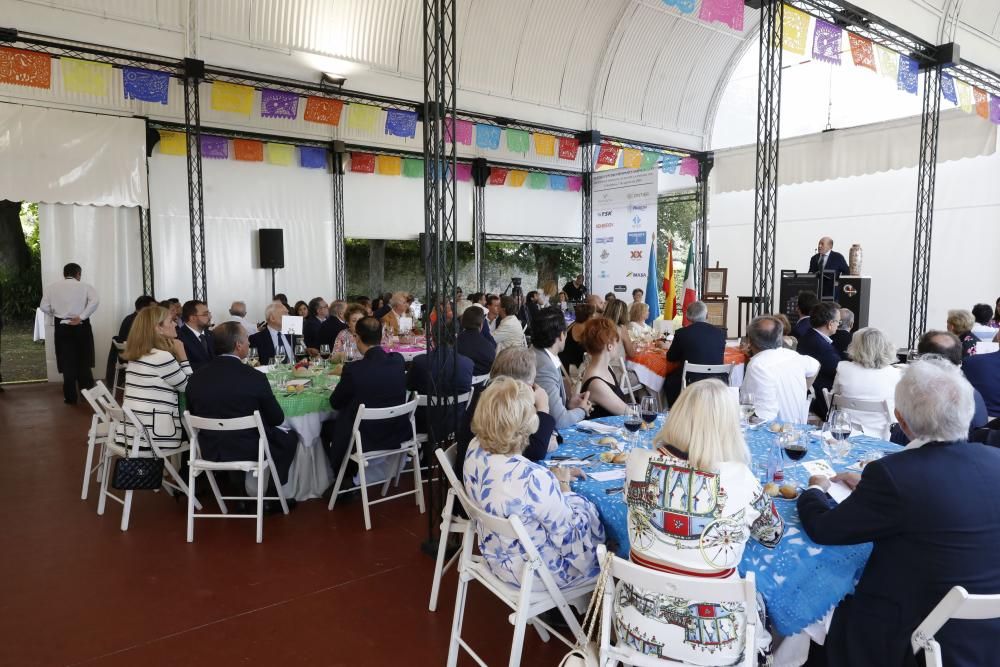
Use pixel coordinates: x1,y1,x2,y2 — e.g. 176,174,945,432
627,231,646,245
590,168,657,299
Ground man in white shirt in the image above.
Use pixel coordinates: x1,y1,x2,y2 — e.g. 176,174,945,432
39,262,100,404
225,301,255,335
494,295,527,352
741,315,819,424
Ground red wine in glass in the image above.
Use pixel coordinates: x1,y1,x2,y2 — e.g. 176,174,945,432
641,412,657,424
624,420,642,433
784,445,808,461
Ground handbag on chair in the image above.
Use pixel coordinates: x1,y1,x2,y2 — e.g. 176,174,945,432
559,551,613,667
111,455,164,490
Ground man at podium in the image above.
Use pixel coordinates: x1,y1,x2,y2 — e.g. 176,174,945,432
808,237,849,298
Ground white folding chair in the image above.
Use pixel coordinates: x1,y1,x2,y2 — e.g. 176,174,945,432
823,390,894,439
392,390,473,490
80,381,118,501
182,410,289,543
428,444,470,612
446,495,595,666
96,405,201,531
616,354,638,403
912,586,1000,667
327,397,425,530
110,340,127,399
471,373,490,387
597,544,757,667
681,361,735,389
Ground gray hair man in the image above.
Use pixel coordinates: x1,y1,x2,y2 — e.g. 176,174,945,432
226,300,254,335
740,315,819,423
686,300,708,323
831,307,855,358
664,300,725,406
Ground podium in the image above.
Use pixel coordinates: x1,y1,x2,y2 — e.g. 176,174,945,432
779,271,870,332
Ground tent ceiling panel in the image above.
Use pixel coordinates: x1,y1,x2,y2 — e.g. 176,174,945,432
510,0,590,107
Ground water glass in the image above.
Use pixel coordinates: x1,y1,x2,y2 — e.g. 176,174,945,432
274,350,286,367
739,392,755,427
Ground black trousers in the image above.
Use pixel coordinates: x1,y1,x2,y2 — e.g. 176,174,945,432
54,319,95,402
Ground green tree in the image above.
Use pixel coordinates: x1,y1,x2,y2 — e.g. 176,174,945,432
0,202,42,319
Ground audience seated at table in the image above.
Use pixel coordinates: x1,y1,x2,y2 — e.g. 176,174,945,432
224,300,255,336
947,309,979,358
665,301,726,406
626,302,652,339
830,327,900,437
532,307,594,429
302,297,329,352
455,307,496,376
380,291,412,336
104,294,157,385
159,297,182,332
463,377,604,589
493,295,526,352
318,299,347,348
331,303,366,362
962,345,1000,420
796,302,844,420
292,300,309,319
320,317,411,478
483,294,501,334
831,307,854,358
407,330,473,440
971,303,997,342
603,299,636,359
176,299,216,370
619,379,783,666
741,315,819,423
114,305,191,452
555,290,570,311
579,318,629,418
558,303,594,372
585,292,605,314
372,293,392,320
791,290,819,340
798,358,1000,667
354,295,372,316
185,322,298,509
772,313,798,350
248,302,296,365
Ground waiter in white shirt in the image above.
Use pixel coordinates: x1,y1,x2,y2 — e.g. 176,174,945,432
39,262,99,404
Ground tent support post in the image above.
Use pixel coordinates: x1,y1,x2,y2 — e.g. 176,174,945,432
331,141,347,300
472,158,488,291
183,58,207,302
693,155,714,297
138,207,155,297
577,130,599,291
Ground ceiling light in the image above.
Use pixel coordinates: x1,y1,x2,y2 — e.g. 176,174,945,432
320,72,347,88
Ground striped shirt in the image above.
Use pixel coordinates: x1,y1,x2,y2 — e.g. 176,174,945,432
115,348,192,451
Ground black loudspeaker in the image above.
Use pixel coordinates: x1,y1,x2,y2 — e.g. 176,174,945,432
259,229,285,269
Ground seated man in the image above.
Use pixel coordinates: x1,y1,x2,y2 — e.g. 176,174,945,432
791,290,819,340
248,301,297,365
105,295,156,385
318,300,347,349
185,322,298,509
176,299,215,370
664,300,725,406
302,297,329,352
224,300,255,336
741,315,819,423
831,307,854,359
406,331,473,439
493,295,526,352
798,358,1000,666
796,301,843,420
962,346,1000,420
380,291,412,335
483,294,501,334
320,317,411,476
531,306,593,429
455,306,496,376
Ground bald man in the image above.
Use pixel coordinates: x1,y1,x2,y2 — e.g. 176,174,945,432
808,236,849,298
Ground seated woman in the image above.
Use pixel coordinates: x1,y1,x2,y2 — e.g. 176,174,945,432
556,290,570,312
558,303,595,372
115,305,192,452
579,318,630,418
831,327,901,438
626,302,652,340
603,299,637,358
293,300,309,319
332,303,367,362
946,309,979,358
772,313,798,350
617,379,783,665
464,377,605,589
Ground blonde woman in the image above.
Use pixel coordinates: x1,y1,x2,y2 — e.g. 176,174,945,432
627,301,652,339
831,327,901,437
464,377,605,589
946,309,978,358
115,306,191,452
617,379,783,665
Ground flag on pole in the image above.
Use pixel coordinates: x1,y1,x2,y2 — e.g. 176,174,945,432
681,244,697,326
644,242,660,325
662,241,675,320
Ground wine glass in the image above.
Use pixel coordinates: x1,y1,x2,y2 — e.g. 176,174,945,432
820,421,838,461
247,347,259,368
829,409,853,463
274,350,286,368
623,403,642,450
293,338,308,363
739,392,755,428
640,395,660,447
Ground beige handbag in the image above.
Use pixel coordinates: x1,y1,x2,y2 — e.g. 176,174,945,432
559,551,614,667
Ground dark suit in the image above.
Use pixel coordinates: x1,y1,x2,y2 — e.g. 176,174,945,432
185,355,297,484
321,346,411,474
664,320,726,406
796,328,842,420
177,325,215,370
248,328,297,366
302,316,324,349
963,351,1000,417
456,328,497,376
891,387,988,444
406,347,473,441
317,317,347,349
808,250,849,298
831,329,853,359
798,441,1000,666
791,316,812,340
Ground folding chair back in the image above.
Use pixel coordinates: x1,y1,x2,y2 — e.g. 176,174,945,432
824,390,893,439
912,586,1000,667
428,444,474,612
681,362,734,389
471,373,490,387
616,354,637,402
111,340,127,399
80,381,119,500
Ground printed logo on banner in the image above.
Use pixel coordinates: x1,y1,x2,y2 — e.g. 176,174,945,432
627,232,646,245
626,272,647,278
629,204,648,212
613,284,627,292
630,250,643,261
631,215,642,228
597,210,613,217
600,249,611,263
595,236,614,244
595,222,614,229
599,270,609,279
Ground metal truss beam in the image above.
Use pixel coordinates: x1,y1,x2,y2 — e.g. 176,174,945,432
331,144,346,300
579,132,599,290
472,161,487,292
138,207,155,297
484,234,585,245
183,60,207,302
693,156,714,297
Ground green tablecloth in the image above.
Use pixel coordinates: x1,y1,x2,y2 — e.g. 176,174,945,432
178,370,339,419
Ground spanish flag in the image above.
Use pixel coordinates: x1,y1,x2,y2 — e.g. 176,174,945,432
662,241,675,319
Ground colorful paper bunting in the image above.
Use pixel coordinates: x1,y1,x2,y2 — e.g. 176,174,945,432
679,157,700,178
506,129,530,153
956,80,974,113
639,151,659,171
475,124,502,150
661,0,695,15
990,95,1000,125
533,133,555,156
782,6,811,56
940,73,957,105
260,89,299,119
445,118,474,145
402,158,424,178
660,155,680,174
211,81,254,115
0,47,51,89
233,139,263,162
812,20,842,65
597,143,619,166
266,143,294,166
123,67,169,104
200,135,229,159
549,175,568,191
974,88,990,120
622,148,642,169
488,168,508,185
897,55,918,95
157,130,187,156
875,45,898,81
528,172,549,189
698,0,743,31
848,34,876,71
304,97,344,125
455,163,472,182
348,104,380,132
385,109,418,138
508,170,527,187
558,136,579,160
299,146,327,169
375,155,401,175
61,57,110,96
567,175,582,192
351,152,376,173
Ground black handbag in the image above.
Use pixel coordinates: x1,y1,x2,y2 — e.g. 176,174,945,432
111,456,164,490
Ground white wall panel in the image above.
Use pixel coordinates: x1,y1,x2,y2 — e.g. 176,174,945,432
484,184,581,239
343,171,472,242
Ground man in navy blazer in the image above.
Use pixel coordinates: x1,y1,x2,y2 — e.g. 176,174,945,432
796,301,843,420
798,359,1000,666
791,291,819,340
248,302,298,365
664,301,726,406
321,316,412,477
176,299,215,370
963,350,1000,419
455,306,496,376
407,335,473,441
808,236,850,298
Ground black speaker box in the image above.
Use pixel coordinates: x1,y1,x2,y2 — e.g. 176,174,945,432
259,229,285,269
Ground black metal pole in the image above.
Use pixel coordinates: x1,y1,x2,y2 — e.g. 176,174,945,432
183,58,208,302
694,155,714,297
577,130,600,291
331,141,347,300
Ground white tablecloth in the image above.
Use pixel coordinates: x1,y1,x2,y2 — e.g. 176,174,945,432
625,360,746,394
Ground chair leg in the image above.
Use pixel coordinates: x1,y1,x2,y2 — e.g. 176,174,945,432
82,426,98,500
380,453,399,497
413,445,426,514
255,466,264,544
446,571,471,667
508,579,535,667
328,446,351,511
120,489,133,532
187,465,197,543
358,456,372,531
267,458,289,514
162,455,202,511
205,471,227,513
97,450,112,516
428,492,455,612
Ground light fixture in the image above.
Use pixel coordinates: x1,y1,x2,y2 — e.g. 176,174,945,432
320,72,347,88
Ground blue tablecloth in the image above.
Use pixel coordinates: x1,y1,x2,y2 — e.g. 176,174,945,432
552,416,902,636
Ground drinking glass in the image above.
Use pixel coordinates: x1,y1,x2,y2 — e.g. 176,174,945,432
820,421,838,461
319,344,331,361
739,392,755,428
640,395,660,447
274,350,286,367
248,347,259,368
293,338,308,362
623,403,642,450
829,410,853,463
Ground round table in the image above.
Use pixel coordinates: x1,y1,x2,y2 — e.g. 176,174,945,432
627,345,748,394
550,415,902,637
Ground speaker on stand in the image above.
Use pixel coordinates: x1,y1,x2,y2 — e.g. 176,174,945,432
259,229,285,305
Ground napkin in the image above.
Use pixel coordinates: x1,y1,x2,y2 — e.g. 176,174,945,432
575,420,620,434
589,470,627,482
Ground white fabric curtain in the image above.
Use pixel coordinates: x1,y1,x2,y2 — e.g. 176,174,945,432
0,103,147,207
484,185,581,238
38,204,142,381
343,171,473,240
148,155,335,324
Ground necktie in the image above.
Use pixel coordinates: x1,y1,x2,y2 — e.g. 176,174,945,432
820,254,827,273
199,333,209,354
